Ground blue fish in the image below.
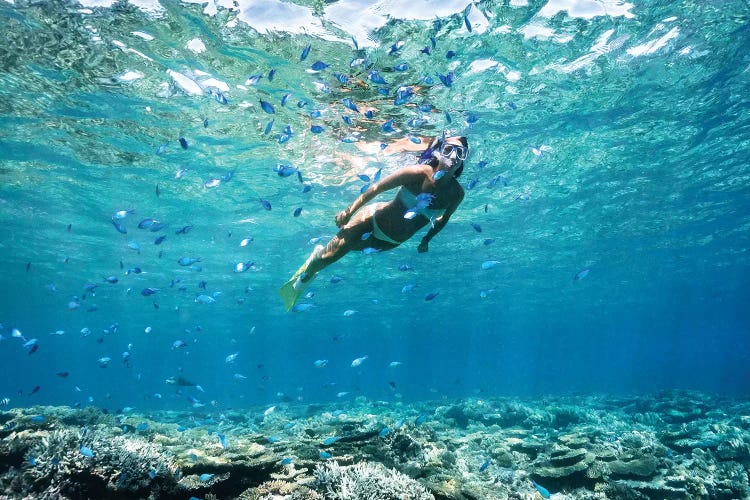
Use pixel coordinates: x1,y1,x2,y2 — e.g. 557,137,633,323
322,436,339,446
177,257,200,266
394,63,409,71
30,415,46,423
149,470,156,479
420,46,431,55
259,100,275,114
259,199,272,211
479,457,490,472
297,100,307,108
368,70,387,85
464,7,472,32
178,137,188,149
175,225,193,235
281,93,291,106
414,414,429,425
364,109,374,119
141,287,159,296
311,125,324,133
342,115,353,126
111,219,127,234
79,445,95,458
470,223,482,233
438,71,455,87
333,72,349,84
300,44,311,61
245,74,262,85
274,164,298,177
378,427,390,437
342,98,359,112
532,480,551,498
311,61,329,71
268,436,282,444
424,292,439,301
574,268,590,280
381,120,394,133
28,456,36,466
319,451,332,459
293,207,302,217
218,433,227,448
199,473,214,482
281,457,293,465
267,69,276,81
446,50,457,59
264,119,274,135
154,235,166,245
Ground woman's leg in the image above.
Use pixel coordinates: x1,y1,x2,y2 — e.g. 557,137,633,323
302,205,395,280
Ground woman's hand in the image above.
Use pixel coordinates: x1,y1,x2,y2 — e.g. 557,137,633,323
417,240,429,253
335,208,351,228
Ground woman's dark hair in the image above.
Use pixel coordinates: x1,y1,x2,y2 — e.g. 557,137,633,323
419,135,468,178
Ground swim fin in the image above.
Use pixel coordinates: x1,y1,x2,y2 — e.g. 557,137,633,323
279,245,324,312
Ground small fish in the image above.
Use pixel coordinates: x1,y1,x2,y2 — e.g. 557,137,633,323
260,199,272,211
433,170,446,180
0,398,10,406
313,359,328,368
368,70,387,85
319,451,332,459
394,63,409,71
389,361,403,368
30,385,41,395
154,235,166,245
97,357,111,368
310,60,329,71
178,137,188,149
300,44,311,61
172,340,187,349
293,207,303,217
240,237,253,247
79,446,95,458
342,98,359,113
310,125,324,134
381,120,394,133
481,260,502,270
280,457,293,465
195,294,215,304
264,119,274,135
199,473,214,482
268,69,276,81
378,427,391,437
259,100,275,114
574,268,591,280
351,355,368,368
424,292,439,301
178,257,200,266
225,352,239,363
218,433,228,448
274,163,298,177
281,93,291,106
234,261,254,273
532,480,551,498
56,371,69,377
175,225,193,235
141,287,159,296
479,457,491,472
30,415,46,423
470,222,482,233
245,74,262,85
414,414,428,425
111,219,127,234
204,178,221,188
322,436,339,446
149,470,156,479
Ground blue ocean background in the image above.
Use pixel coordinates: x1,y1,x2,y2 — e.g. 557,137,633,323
1,0,748,416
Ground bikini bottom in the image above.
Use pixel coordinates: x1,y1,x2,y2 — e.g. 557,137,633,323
369,204,401,245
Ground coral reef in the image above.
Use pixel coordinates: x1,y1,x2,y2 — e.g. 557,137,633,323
0,391,748,499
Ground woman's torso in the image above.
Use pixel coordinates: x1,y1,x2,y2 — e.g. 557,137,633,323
374,165,462,241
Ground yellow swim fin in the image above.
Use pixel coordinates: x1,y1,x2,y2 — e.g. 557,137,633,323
279,245,324,312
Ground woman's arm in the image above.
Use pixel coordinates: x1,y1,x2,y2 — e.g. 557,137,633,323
336,166,424,227
417,188,465,253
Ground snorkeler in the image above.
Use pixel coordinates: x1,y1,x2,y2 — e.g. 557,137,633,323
279,134,469,311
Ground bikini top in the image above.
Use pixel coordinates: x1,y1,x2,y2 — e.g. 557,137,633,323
397,188,446,219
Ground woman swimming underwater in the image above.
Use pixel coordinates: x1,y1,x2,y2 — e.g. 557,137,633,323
280,134,469,311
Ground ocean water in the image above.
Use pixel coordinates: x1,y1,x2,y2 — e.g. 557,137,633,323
1,0,749,417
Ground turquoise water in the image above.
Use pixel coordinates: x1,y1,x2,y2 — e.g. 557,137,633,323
1,0,748,413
